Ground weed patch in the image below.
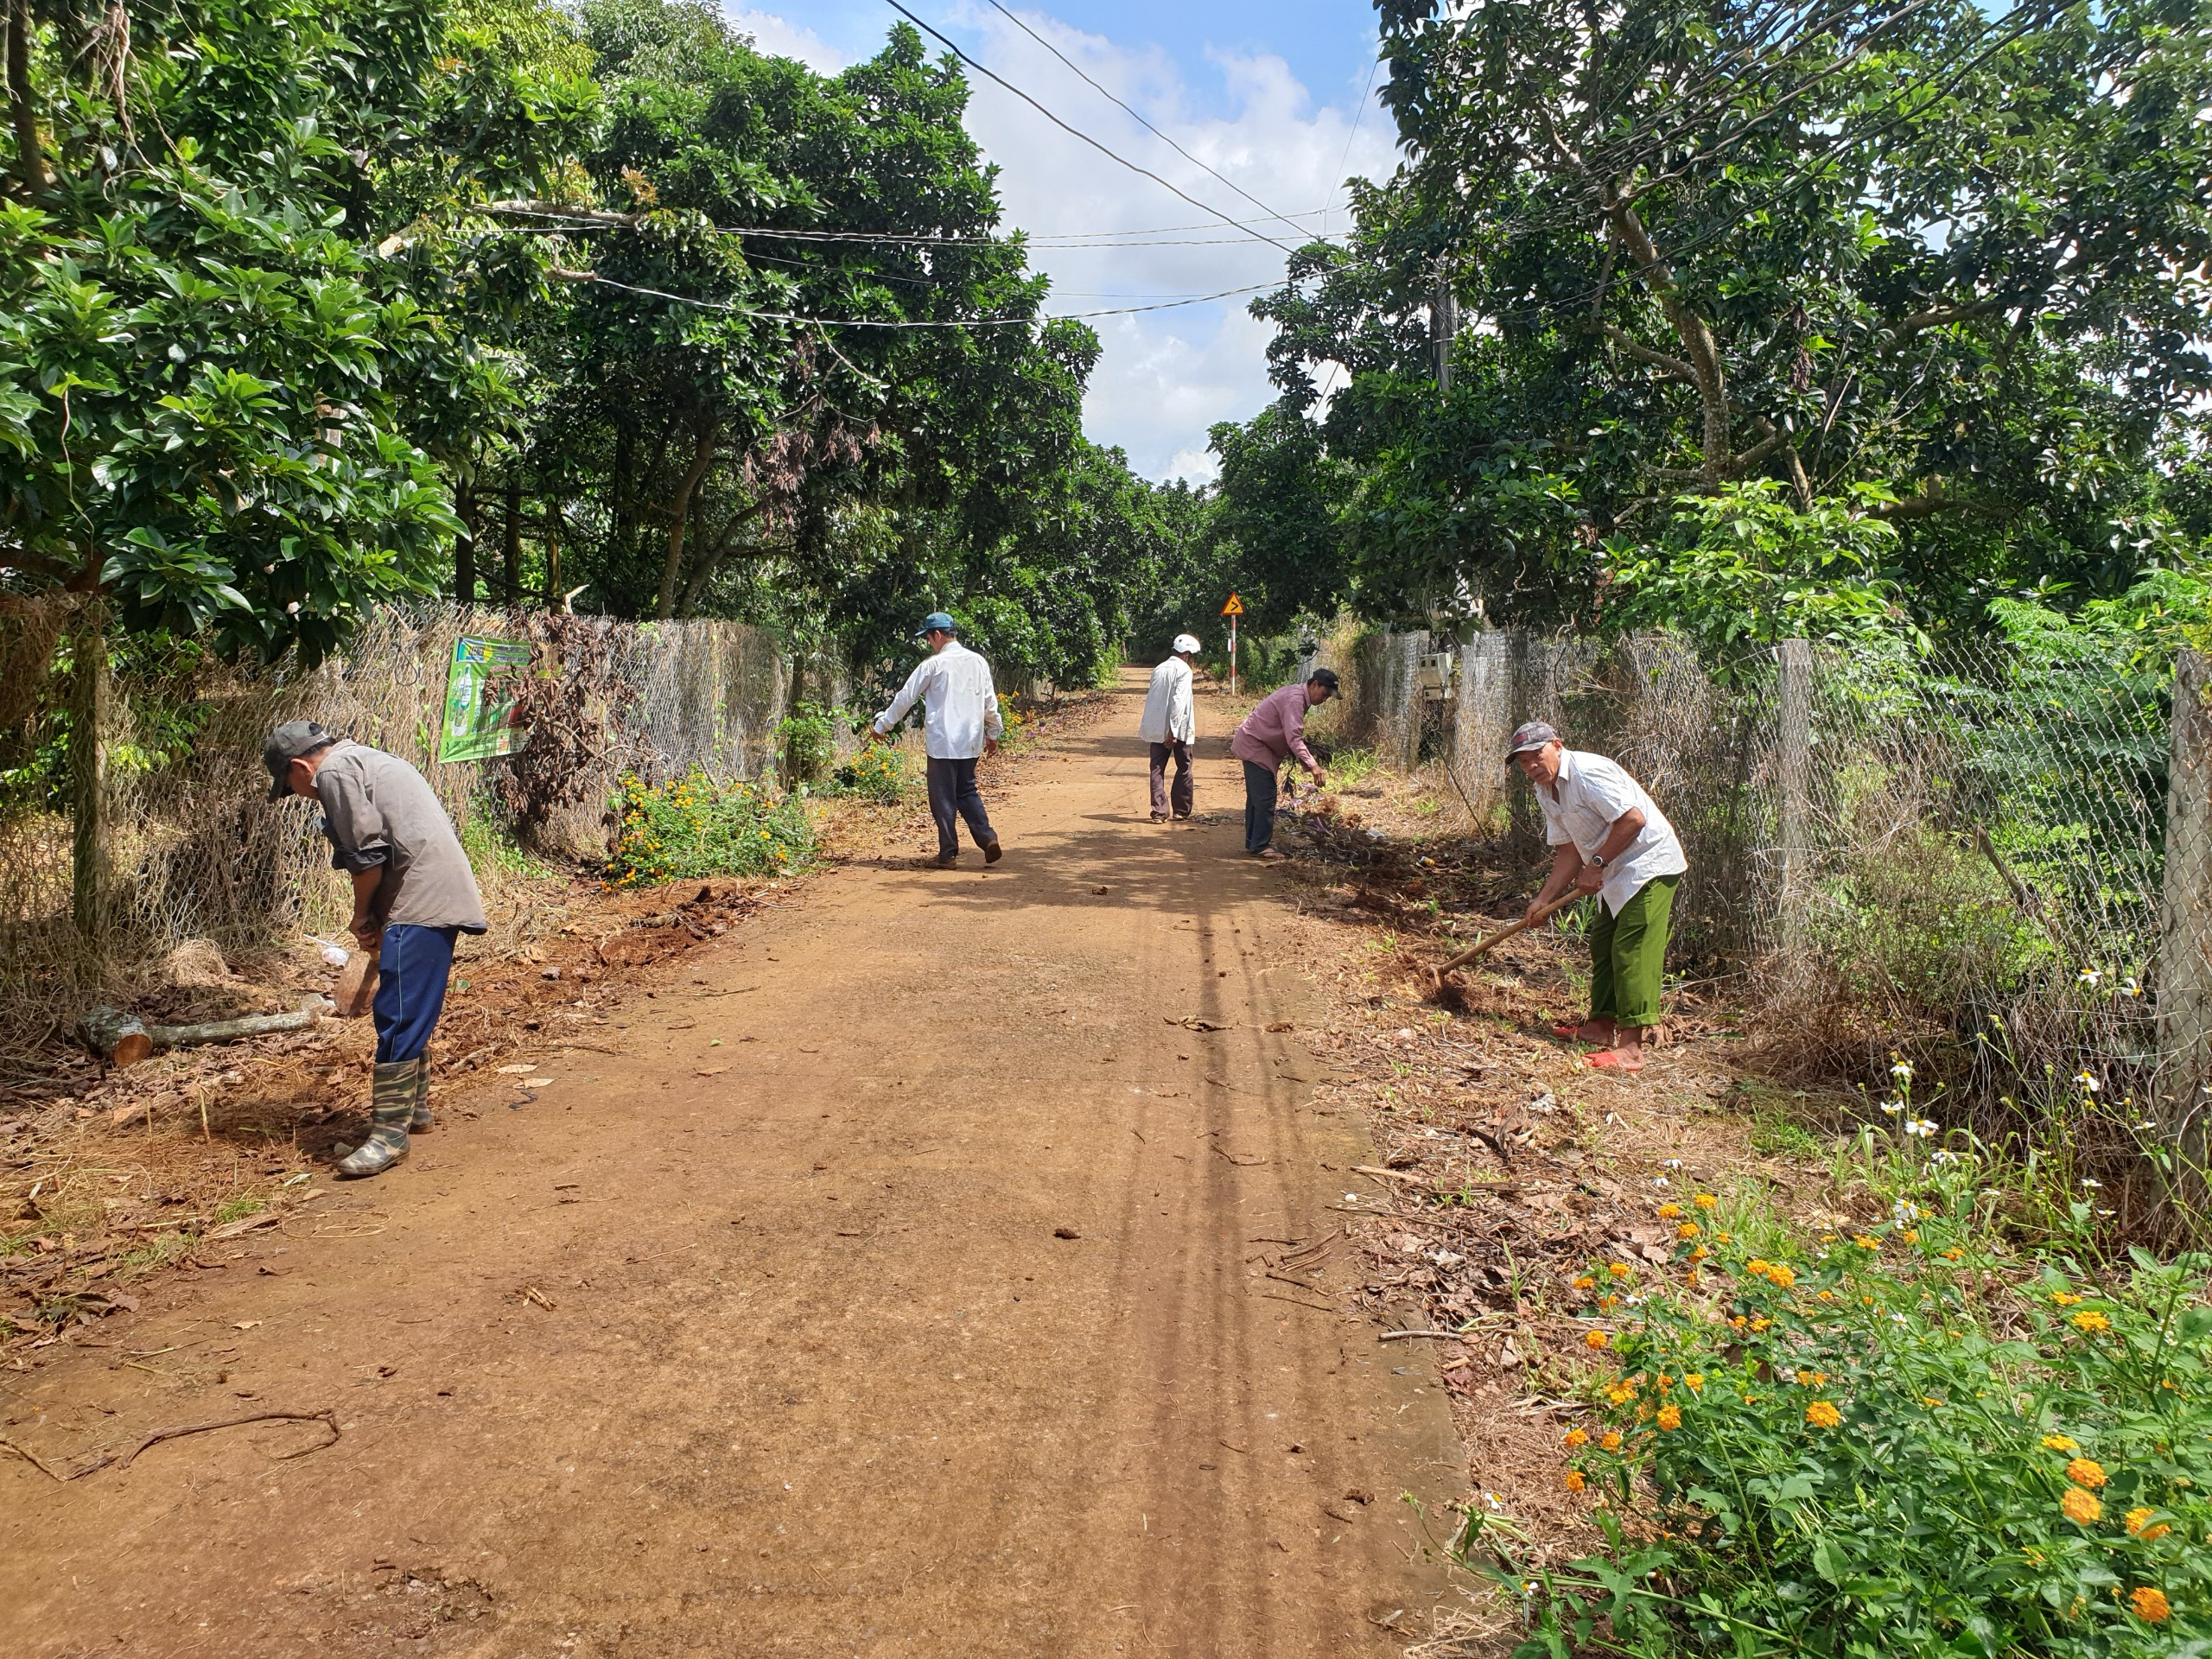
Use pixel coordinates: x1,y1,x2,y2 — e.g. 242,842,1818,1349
605,771,812,888
1469,1114,2212,1656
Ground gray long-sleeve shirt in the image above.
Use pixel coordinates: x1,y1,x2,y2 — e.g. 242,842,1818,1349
311,741,488,933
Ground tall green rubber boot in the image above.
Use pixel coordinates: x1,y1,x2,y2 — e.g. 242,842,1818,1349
410,1058,434,1134
334,1058,416,1179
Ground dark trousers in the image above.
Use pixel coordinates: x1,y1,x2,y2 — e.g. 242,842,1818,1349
1148,740,1192,817
1242,760,1281,853
372,923,460,1063
925,755,996,861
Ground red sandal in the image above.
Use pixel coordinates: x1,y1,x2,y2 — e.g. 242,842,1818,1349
1586,1048,1647,1072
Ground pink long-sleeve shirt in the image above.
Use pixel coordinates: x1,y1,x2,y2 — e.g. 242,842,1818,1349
1230,682,1319,771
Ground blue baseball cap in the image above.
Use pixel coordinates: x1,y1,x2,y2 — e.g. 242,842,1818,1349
915,612,957,638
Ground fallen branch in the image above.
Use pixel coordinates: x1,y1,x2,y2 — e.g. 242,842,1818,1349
4,1408,339,1480
1378,1328,1471,1342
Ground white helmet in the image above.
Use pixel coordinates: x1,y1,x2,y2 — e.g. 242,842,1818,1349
1173,632,1201,656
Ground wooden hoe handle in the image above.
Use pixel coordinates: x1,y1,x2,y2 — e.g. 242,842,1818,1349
1433,891,1581,980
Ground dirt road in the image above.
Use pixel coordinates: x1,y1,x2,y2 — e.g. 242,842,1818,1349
3,673,1459,1658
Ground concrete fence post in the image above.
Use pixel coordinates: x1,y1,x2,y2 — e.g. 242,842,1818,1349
67,595,110,947
1777,638,1814,950
2159,649,2212,1184
1454,631,1510,823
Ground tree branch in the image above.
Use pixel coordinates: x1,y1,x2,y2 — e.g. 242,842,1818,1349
7,0,49,195
1600,322,1698,382
1891,298,2009,339
1868,480,1958,521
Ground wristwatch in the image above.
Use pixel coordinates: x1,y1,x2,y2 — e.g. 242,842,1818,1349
1590,853,1607,868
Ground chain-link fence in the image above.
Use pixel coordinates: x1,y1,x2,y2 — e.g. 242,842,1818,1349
1373,626,2209,1157
0,601,790,1072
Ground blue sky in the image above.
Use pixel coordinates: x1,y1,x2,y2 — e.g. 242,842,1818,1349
725,1,1399,481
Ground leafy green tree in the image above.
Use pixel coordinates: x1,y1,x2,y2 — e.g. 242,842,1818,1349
1230,0,2212,640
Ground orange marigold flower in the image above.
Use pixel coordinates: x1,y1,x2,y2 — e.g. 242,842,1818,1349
1750,1317,1773,1332
1805,1400,1842,1428
1677,1223,1700,1240
1656,1404,1682,1431
2072,1310,2112,1334
1564,1469,1586,1492
1608,1262,1632,1278
1694,1194,1719,1210
1747,1258,1771,1275
1573,1274,1595,1291
2062,1489,2103,1525
2126,1507,2171,1541
1683,1373,1704,1391
1941,1248,1964,1261
2067,1459,2108,1490
2131,1587,2171,1623
2043,1434,2078,1452
1599,1431,1622,1452
1606,1384,1637,1406
1586,1330,1609,1350
1657,1203,1682,1219
1853,1235,1879,1250
1563,1427,1589,1449
2052,1291,2082,1306
1766,1263,1797,1289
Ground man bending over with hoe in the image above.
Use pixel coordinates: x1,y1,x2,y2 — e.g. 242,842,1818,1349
1509,721,1687,1072
265,720,487,1176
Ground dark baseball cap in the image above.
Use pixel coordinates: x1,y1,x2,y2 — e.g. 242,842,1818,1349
914,612,957,639
1505,720,1560,763
264,720,337,798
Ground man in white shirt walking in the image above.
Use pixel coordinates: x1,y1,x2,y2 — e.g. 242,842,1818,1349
1138,632,1200,822
1510,721,1689,1072
871,612,1005,868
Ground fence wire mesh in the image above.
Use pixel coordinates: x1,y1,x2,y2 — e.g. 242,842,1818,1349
0,601,789,1073
1427,627,2200,1147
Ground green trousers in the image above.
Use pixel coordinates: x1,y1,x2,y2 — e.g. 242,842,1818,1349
1588,874,1678,1027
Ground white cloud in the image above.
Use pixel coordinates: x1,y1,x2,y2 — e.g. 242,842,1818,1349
722,3,1396,480
725,10,848,73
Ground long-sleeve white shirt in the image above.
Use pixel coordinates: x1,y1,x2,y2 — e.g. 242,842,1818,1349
1535,748,1688,914
873,639,1004,760
1138,656,1196,745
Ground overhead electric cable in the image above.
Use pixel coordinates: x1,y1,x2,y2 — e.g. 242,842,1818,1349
480,202,1337,248
880,0,1303,256
562,270,1283,325
983,0,1313,238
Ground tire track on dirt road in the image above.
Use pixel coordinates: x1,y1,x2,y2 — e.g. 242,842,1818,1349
2,671,1460,1657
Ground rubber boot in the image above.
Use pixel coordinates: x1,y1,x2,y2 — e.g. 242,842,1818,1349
334,1059,416,1179
410,1058,434,1134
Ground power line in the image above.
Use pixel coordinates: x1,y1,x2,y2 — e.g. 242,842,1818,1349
480,202,1337,250
880,0,1304,257
564,270,1286,326
982,0,1311,236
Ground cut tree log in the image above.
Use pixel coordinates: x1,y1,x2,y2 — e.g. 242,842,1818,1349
88,996,336,1066
145,997,335,1052
84,1006,153,1067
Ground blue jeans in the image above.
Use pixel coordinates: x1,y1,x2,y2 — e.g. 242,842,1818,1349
372,924,460,1063
1242,760,1280,853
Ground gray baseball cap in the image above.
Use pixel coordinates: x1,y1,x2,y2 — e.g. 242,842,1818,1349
1505,720,1560,763
264,720,337,798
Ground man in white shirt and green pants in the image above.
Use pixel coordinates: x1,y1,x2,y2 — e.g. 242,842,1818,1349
872,611,1005,868
1510,721,1688,1073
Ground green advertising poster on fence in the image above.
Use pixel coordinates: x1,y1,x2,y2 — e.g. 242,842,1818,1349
439,636,533,763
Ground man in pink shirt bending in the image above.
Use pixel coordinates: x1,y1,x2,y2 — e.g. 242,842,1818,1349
1228,667,1339,859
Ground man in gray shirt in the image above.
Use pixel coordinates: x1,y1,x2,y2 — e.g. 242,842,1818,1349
264,721,486,1177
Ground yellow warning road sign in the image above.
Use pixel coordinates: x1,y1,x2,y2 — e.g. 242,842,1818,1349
1221,594,1243,616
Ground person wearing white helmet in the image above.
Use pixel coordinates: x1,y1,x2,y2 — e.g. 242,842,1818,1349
1138,632,1201,821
